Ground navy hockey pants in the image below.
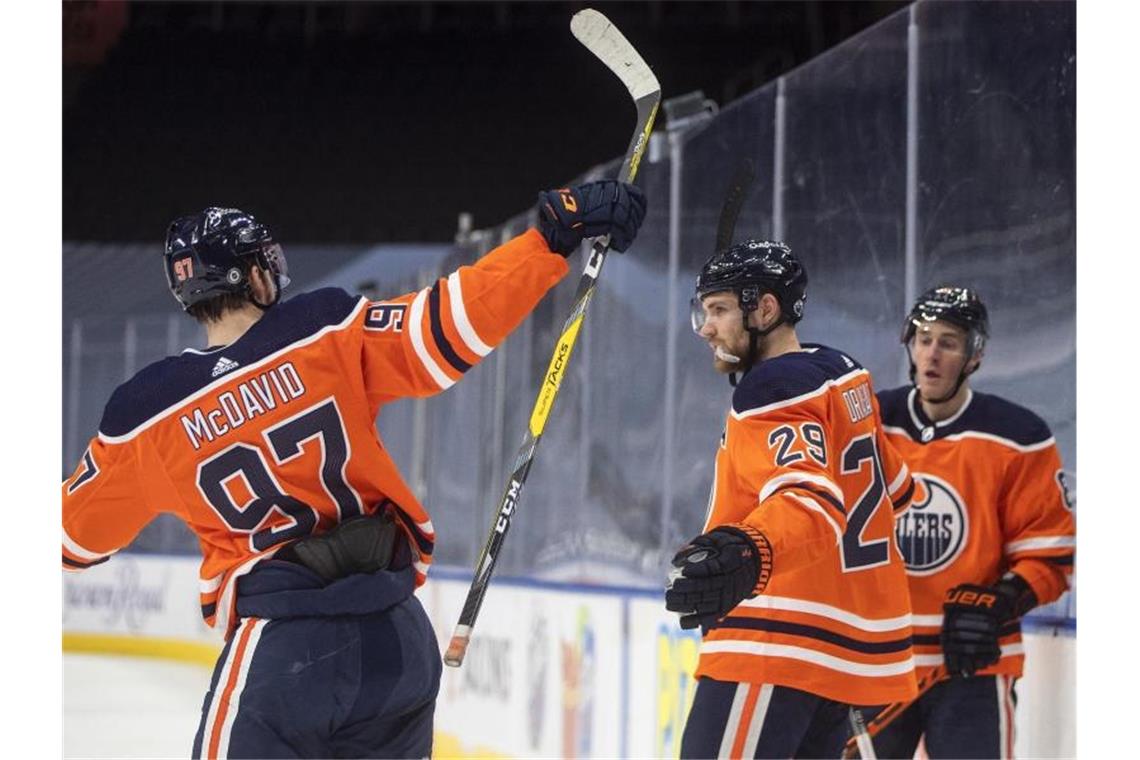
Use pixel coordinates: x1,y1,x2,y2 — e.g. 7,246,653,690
192,561,441,759
861,674,1018,759
680,677,850,758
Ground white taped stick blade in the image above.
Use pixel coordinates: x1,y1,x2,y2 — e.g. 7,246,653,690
571,9,659,100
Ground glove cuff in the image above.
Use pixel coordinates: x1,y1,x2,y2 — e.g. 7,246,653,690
724,523,774,595
995,572,1038,620
535,188,578,257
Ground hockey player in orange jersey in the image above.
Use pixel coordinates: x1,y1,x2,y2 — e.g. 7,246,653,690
61,182,645,759
664,241,918,758
862,286,1076,759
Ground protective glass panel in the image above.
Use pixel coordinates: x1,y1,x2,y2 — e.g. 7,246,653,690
916,0,1076,467
781,10,910,389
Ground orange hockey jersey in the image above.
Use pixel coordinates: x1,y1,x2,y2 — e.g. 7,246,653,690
62,229,568,637
878,386,1075,678
695,345,919,706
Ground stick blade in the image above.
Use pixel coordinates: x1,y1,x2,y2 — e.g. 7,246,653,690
571,8,660,100
715,159,757,252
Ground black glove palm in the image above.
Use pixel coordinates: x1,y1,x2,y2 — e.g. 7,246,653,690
537,179,647,256
664,525,773,630
941,575,1037,677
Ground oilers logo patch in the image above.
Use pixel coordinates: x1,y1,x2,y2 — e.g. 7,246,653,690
894,474,968,576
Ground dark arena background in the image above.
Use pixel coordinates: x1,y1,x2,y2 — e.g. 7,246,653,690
61,2,1076,757
64,1,906,242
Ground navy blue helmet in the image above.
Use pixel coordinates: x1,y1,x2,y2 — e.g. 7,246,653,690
164,207,290,311
691,240,807,331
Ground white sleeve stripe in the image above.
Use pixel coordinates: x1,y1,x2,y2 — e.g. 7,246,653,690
910,613,944,627
62,528,114,561
409,288,455,390
199,575,223,594
759,472,845,505
1004,536,1076,553
737,594,913,632
887,463,911,496
447,272,493,357
787,493,843,544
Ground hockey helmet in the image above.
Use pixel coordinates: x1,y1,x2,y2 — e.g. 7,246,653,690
691,240,807,333
901,286,989,358
164,207,290,311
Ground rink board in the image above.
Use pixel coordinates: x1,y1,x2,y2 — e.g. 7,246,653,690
63,556,1075,757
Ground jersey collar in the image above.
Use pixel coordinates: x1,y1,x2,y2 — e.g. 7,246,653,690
907,387,974,442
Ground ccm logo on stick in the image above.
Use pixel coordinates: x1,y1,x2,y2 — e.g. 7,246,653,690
494,479,522,533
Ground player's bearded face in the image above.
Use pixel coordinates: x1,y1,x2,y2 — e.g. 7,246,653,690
910,322,972,399
694,292,750,373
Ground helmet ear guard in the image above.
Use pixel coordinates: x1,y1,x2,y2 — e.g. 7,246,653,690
693,240,808,383
164,207,289,311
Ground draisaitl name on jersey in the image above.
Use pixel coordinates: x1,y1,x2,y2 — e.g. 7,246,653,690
842,381,874,424
180,362,307,450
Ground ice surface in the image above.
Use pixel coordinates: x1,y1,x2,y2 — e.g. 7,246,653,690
64,653,210,759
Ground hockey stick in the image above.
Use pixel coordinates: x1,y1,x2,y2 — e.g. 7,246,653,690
841,665,948,758
847,707,878,760
715,158,756,252
443,8,660,668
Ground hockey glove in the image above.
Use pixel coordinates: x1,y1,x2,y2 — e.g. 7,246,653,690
664,524,773,630
536,179,647,256
941,574,1037,677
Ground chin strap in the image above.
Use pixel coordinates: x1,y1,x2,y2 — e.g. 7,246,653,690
908,352,979,405
248,275,285,311
729,314,787,387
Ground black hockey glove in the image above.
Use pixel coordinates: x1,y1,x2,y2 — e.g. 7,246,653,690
536,179,647,256
941,574,1037,678
665,524,773,630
